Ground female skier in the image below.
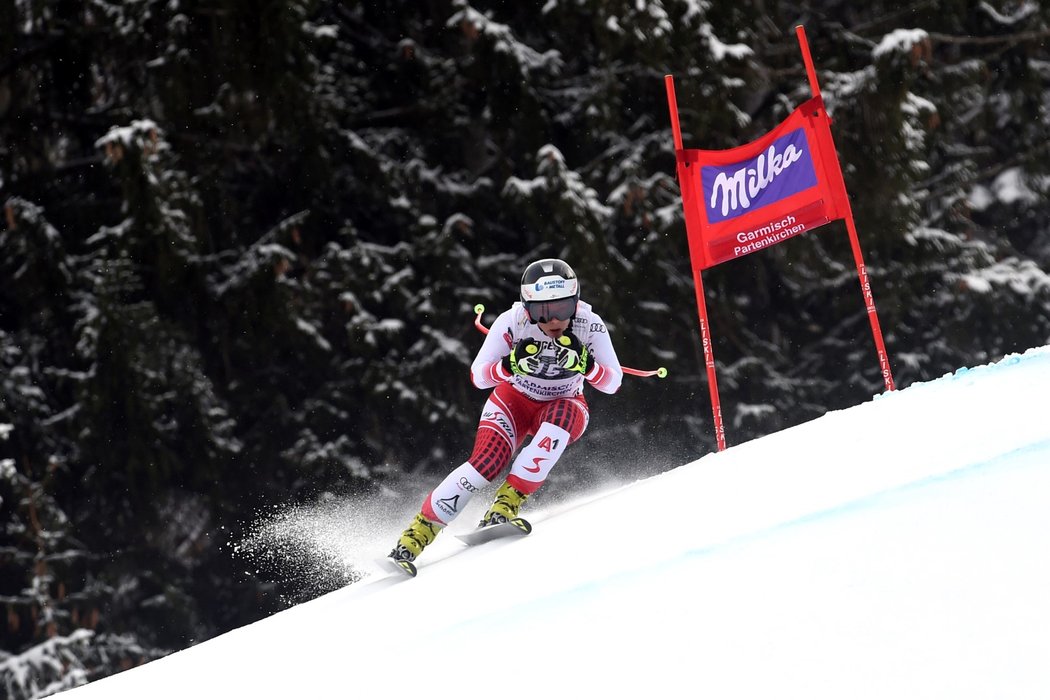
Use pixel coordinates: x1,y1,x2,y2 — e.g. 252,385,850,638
390,258,622,567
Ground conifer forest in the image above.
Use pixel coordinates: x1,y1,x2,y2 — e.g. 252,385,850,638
2,1,1049,695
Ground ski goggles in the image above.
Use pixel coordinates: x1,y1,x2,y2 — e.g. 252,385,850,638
524,297,577,323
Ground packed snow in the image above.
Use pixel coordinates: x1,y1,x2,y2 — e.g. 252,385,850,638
56,345,1050,699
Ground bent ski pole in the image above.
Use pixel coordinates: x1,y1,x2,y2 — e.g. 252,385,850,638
472,304,668,379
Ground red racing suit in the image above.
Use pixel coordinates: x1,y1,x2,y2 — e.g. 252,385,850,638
420,300,622,526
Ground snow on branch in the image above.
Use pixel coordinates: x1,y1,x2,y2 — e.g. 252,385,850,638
873,29,930,60
977,0,1038,26
0,629,94,699
957,258,1050,298
502,144,613,221
448,3,562,77
94,119,163,165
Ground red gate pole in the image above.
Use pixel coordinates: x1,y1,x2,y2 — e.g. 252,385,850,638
665,75,728,451
795,26,896,392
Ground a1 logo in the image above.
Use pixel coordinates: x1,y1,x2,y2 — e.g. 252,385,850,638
537,436,560,452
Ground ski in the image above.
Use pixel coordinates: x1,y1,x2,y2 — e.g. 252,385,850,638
378,518,531,577
456,517,532,546
378,555,418,578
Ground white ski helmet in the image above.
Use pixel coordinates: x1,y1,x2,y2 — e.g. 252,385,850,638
519,258,579,323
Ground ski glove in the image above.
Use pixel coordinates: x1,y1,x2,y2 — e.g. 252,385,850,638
555,331,593,375
501,338,544,377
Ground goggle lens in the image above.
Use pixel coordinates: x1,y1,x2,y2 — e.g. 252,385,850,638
525,298,577,323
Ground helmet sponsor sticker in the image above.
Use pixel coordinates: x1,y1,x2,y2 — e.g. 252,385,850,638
522,275,578,301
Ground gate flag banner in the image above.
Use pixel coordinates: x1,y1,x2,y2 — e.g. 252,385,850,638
677,95,850,271
665,25,896,453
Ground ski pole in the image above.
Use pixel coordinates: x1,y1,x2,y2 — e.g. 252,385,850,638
473,304,668,379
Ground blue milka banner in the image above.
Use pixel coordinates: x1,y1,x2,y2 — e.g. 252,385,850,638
701,128,818,224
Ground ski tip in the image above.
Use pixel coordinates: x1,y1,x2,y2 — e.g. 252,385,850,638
378,556,417,577
510,517,532,534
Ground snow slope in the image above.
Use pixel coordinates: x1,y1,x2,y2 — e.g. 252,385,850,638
57,347,1050,699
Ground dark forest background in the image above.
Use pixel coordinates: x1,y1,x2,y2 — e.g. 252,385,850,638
2,0,1049,695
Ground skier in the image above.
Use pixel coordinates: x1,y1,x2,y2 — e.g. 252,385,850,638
390,258,622,565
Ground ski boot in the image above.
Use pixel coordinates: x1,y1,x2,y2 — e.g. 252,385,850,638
478,481,529,527
390,513,441,563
